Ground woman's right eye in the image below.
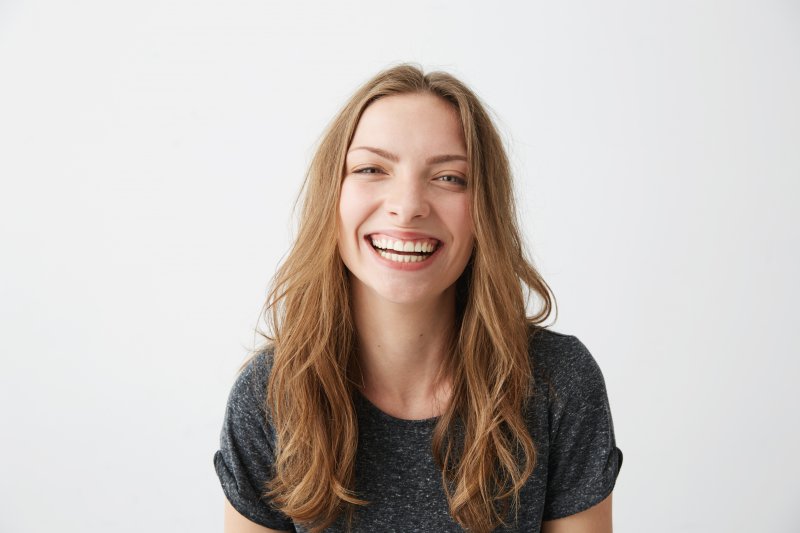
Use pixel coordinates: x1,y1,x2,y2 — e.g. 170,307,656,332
355,167,382,174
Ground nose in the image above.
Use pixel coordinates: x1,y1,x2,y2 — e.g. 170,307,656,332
384,174,430,223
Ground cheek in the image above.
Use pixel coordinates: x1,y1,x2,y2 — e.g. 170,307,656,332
338,182,361,233
338,181,377,247
444,196,474,242
340,181,370,216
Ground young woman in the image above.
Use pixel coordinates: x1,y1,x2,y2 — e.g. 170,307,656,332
214,64,623,533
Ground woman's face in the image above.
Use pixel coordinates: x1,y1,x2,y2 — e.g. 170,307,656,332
338,92,474,307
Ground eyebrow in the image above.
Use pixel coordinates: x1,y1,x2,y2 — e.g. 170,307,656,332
347,146,468,165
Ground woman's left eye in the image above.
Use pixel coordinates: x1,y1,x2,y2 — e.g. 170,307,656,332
436,175,467,186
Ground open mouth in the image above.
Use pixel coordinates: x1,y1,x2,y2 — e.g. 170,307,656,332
367,235,441,264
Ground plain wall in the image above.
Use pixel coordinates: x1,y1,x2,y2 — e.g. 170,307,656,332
1,0,798,531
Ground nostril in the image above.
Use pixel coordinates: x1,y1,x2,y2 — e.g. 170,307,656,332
386,200,430,220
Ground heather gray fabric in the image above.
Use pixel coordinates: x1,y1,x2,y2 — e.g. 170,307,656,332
214,328,623,532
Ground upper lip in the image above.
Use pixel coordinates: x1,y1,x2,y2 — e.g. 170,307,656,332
364,230,441,242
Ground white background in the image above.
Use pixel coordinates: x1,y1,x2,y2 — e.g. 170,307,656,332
1,1,798,531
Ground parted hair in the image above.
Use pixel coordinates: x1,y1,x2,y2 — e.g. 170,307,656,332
251,63,556,532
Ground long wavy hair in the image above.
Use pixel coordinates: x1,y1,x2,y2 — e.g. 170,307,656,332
251,63,556,532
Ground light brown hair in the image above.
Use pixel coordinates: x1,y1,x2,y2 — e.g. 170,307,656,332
252,63,556,532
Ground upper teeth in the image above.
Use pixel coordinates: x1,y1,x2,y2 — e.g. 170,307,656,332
370,237,438,253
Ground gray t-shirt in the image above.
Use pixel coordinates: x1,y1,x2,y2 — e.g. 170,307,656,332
214,328,623,532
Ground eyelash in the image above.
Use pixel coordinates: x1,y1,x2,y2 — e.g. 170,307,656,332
354,167,467,186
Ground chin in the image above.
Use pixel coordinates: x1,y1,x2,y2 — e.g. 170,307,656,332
369,278,458,308
372,286,436,306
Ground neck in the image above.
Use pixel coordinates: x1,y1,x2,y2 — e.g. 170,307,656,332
350,281,456,419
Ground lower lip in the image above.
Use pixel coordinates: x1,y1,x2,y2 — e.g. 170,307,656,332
364,238,442,271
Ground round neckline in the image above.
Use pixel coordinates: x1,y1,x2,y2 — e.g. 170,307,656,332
354,388,441,426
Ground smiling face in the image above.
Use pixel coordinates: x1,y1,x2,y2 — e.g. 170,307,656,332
337,92,474,307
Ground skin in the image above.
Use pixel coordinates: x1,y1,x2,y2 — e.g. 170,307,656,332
541,494,613,533
224,92,614,532
337,92,473,419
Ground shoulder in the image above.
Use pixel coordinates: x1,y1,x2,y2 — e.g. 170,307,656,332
526,326,623,520
215,344,296,530
527,325,609,405
227,345,276,417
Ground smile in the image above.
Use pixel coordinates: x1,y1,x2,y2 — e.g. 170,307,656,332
367,235,441,264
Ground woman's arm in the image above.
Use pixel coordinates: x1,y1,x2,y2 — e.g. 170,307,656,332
224,498,290,533
541,493,613,533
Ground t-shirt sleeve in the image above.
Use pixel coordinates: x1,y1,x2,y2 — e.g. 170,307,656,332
213,353,295,531
542,335,623,520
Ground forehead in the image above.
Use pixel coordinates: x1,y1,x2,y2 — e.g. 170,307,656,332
348,93,467,157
